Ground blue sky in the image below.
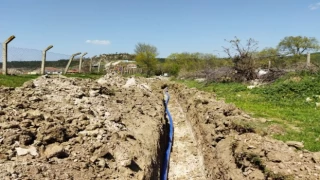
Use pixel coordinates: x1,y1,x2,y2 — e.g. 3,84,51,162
0,0,319,59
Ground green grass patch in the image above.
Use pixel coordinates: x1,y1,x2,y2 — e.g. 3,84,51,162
64,73,104,79
0,74,39,87
122,73,148,78
175,72,320,151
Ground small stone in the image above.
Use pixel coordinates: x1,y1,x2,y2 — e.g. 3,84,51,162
105,112,111,117
286,141,304,149
89,90,99,97
97,135,102,140
267,151,291,162
79,130,99,137
0,122,19,129
44,144,66,158
16,146,38,156
98,158,106,168
312,152,320,163
80,162,89,169
278,164,286,169
123,78,136,88
243,169,252,176
247,145,256,149
138,84,152,92
90,156,98,163
65,145,71,150
0,153,8,161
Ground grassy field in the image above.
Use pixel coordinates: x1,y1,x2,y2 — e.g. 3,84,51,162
176,71,320,152
0,74,39,87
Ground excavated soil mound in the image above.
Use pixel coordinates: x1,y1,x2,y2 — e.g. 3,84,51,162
0,74,166,180
1,74,320,180
168,83,320,180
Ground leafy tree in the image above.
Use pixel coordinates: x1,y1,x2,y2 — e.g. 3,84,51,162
257,47,282,68
134,43,159,56
278,36,320,55
258,47,278,58
134,43,158,76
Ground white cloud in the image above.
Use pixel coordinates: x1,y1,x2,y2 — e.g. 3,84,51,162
309,2,320,10
85,40,111,45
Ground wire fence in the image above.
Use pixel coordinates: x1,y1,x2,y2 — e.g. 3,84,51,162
0,43,72,61
0,41,89,75
0,35,140,76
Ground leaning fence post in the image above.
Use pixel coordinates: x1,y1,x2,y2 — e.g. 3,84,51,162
64,52,81,74
79,52,87,73
307,53,311,67
89,55,96,73
2,35,15,75
41,45,53,75
98,59,102,73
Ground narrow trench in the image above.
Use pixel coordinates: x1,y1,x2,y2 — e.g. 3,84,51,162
149,100,169,180
164,93,207,180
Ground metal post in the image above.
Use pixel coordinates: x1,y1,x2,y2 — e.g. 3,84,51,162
2,35,15,75
64,52,81,74
79,52,87,73
41,45,53,75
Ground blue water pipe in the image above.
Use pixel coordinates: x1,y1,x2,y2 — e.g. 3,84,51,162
161,87,174,180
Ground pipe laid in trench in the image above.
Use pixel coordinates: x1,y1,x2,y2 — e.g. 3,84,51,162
160,87,174,180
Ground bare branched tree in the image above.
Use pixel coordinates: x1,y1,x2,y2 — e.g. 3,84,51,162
222,37,259,81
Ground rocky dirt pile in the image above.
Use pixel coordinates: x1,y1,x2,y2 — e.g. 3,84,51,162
0,73,166,179
2,73,320,180
168,83,320,180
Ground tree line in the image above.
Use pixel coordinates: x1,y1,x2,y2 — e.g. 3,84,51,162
134,36,320,80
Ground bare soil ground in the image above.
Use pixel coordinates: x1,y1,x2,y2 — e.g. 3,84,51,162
0,74,165,179
168,83,320,179
1,74,320,180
